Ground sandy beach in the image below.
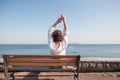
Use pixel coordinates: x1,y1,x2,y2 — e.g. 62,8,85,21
0,72,120,80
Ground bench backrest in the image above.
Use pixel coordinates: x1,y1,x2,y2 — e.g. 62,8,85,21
2,54,80,67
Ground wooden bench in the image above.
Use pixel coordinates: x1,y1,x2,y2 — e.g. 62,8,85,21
2,54,80,80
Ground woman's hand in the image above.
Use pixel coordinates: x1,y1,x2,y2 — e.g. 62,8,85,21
61,14,66,20
56,18,62,24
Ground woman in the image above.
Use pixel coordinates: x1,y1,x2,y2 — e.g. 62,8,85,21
48,14,69,55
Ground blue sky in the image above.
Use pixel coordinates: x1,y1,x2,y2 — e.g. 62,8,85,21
0,0,120,44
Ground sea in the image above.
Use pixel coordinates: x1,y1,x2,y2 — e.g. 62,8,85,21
0,44,120,58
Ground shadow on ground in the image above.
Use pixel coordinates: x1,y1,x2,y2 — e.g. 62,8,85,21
13,72,54,80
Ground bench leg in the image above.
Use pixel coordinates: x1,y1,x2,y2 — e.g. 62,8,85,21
11,72,15,80
74,72,77,80
4,73,15,80
4,74,10,80
74,75,78,80
74,75,79,80
77,75,79,80
74,75,76,80
74,71,79,80
4,72,10,80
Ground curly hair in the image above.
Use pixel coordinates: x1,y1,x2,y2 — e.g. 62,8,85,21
52,30,63,42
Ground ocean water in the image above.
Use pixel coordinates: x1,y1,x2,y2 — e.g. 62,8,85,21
0,44,120,58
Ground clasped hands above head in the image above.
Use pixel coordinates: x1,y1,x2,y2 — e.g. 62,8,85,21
56,14,66,23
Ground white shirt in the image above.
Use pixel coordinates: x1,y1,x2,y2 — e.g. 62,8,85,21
48,27,69,55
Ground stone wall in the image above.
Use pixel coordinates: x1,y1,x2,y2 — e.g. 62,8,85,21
80,58,120,72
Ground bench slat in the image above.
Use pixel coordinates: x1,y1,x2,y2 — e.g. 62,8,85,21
8,59,76,63
9,62,75,66
6,55,78,58
8,67,76,72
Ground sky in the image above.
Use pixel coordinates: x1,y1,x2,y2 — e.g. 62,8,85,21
0,0,120,44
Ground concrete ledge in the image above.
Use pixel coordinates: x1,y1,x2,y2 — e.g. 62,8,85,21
80,58,120,72
0,58,120,72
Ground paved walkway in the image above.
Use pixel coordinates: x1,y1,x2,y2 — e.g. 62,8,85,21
0,72,120,80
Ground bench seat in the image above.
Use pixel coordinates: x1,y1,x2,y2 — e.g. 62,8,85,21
8,66,76,72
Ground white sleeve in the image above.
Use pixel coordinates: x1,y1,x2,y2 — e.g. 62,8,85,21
63,29,70,48
48,27,55,49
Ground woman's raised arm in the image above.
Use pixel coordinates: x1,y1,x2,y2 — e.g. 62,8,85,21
51,18,62,28
61,14,68,31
